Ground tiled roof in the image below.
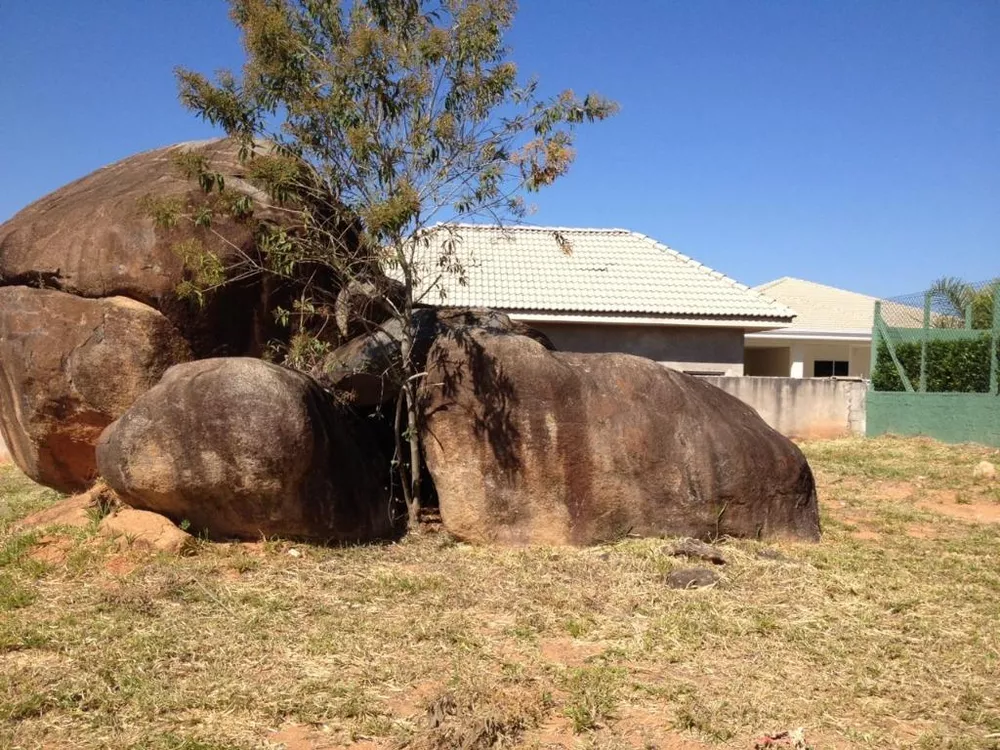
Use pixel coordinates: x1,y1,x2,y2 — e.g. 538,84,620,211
405,225,794,322
753,277,878,332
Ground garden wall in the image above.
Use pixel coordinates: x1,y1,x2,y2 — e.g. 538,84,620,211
867,392,1000,448
702,376,866,439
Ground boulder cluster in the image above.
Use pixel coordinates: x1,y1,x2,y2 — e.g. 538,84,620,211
0,140,821,546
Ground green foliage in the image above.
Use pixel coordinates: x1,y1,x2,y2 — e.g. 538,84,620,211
167,0,615,520
172,238,226,306
928,276,999,330
872,334,999,393
138,195,186,229
173,0,617,268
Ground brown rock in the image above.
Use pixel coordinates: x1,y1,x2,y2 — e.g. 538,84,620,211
0,287,191,492
99,508,194,555
0,139,299,358
97,357,401,543
18,495,96,531
315,307,554,406
419,330,821,545
665,568,720,590
668,538,727,565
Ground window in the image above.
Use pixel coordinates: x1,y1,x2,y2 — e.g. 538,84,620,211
813,360,848,377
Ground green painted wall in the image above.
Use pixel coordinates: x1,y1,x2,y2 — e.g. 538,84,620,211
867,392,1000,448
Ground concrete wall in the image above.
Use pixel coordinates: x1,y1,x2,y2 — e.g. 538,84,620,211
867,392,1000,448
533,322,746,376
703,376,867,439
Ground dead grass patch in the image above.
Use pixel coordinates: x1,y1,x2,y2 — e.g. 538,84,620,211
1,438,1000,748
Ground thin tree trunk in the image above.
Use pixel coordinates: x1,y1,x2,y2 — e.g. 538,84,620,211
404,378,422,529
398,268,421,531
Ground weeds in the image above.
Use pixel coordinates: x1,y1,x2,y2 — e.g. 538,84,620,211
0,440,999,748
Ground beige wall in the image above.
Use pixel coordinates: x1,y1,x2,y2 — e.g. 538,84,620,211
745,340,871,378
744,347,790,376
532,322,746,376
703,376,867,439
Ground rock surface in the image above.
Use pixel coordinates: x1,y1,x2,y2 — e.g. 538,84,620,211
668,538,727,565
17,495,97,531
0,286,192,493
99,508,194,555
420,330,821,545
97,357,400,542
0,138,300,358
315,307,554,406
665,568,720,590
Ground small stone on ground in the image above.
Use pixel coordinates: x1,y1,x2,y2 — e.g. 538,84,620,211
668,538,727,565
99,508,194,555
666,567,720,589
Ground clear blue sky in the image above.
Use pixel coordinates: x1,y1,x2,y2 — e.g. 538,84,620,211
1,1,996,297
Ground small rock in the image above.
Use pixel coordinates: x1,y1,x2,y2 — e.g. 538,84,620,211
666,567,719,590
756,548,786,561
668,538,727,565
288,548,302,558
16,483,117,531
99,508,194,555
972,461,996,481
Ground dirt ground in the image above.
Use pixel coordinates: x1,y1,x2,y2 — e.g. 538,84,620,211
1,435,999,749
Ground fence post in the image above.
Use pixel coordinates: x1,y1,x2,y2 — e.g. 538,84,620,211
869,301,882,390
991,291,999,396
920,292,931,393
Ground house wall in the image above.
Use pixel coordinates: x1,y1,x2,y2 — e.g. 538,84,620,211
532,322,746,376
744,347,790,376
745,340,871,378
704,376,867,439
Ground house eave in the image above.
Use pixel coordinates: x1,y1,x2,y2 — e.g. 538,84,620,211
745,327,872,343
506,310,794,331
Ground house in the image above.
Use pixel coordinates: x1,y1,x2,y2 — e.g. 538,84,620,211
745,277,878,378
409,225,794,376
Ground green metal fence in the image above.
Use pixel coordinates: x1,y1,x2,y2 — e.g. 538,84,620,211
867,279,1000,447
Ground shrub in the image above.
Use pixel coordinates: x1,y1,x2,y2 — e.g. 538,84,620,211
872,334,999,393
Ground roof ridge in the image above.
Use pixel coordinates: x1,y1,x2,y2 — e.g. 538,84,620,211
753,276,793,292
430,222,631,234
757,276,879,301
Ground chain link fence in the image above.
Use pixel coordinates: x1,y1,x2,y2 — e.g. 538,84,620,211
872,278,1000,394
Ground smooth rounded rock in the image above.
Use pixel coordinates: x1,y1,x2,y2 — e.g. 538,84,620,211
97,357,401,543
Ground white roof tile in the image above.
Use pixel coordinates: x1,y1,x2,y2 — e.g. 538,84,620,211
404,225,794,322
753,277,879,332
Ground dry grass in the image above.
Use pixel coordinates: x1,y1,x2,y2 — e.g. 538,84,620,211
1,436,999,750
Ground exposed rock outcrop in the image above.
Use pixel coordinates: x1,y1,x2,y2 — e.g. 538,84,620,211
97,358,401,543
0,139,293,358
0,286,191,492
419,329,821,545
315,307,554,406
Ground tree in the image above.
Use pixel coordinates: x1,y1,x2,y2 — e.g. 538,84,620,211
928,276,999,330
167,0,617,529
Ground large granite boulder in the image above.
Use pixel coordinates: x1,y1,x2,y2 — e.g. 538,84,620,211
0,138,295,358
0,286,191,493
315,307,554,406
96,358,400,543
419,330,821,545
